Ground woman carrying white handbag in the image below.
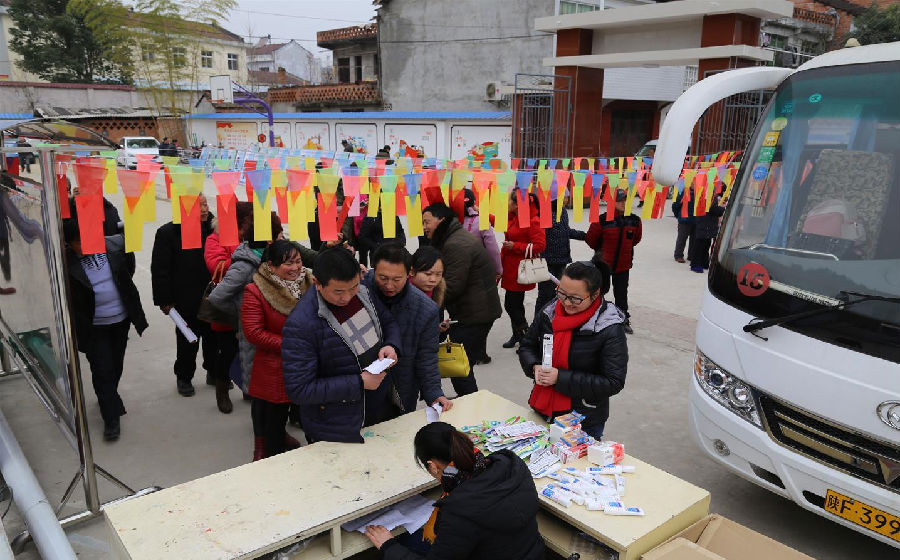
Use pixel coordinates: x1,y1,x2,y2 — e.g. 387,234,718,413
500,191,546,349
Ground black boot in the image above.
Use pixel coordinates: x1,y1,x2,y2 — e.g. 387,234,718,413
103,417,120,441
502,334,520,348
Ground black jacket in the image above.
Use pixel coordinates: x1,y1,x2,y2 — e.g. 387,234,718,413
357,214,406,254
67,235,148,352
381,450,545,560
694,198,726,240
519,300,628,430
150,215,214,318
429,218,501,326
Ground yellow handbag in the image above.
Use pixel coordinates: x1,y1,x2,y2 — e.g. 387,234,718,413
437,337,470,378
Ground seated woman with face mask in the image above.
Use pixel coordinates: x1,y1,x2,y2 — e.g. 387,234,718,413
363,421,545,559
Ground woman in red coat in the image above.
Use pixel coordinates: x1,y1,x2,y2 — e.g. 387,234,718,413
501,192,546,348
203,201,252,414
241,240,313,459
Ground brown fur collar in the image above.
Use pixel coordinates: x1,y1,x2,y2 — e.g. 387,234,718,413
252,264,312,315
431,279,446,309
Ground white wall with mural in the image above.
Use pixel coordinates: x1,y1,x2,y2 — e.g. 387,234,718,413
296,122,331,151
335,123,378,154
450,125,512,163
384,123,437,159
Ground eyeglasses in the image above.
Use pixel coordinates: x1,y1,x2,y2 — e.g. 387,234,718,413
555,288,586,306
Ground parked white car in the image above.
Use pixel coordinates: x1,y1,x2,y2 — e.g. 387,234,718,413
116,137,160,169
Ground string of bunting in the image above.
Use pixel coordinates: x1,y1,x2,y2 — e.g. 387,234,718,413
64,147,742,255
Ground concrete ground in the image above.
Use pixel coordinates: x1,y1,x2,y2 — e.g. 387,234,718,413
0,179,894,559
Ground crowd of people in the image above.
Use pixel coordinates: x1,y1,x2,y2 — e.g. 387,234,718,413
53,178,734,556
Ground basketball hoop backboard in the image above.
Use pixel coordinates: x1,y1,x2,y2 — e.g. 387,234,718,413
210,75,233,104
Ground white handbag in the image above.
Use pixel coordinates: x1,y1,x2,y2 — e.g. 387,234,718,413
517,243,551,284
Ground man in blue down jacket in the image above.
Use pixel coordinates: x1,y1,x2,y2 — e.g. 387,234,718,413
282,247,401,443
361,243,451,418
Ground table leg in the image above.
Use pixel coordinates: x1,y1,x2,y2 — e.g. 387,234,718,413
329,526,341,557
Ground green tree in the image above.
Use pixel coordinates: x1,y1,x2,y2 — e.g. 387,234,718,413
8,0,133,83
844,3,900,45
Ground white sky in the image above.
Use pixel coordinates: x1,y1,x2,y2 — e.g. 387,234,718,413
224,0,377,63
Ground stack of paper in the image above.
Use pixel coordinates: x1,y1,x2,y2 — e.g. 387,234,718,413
341,494,435,535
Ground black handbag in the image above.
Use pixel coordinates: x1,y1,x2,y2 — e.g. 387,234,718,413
196,262,237,328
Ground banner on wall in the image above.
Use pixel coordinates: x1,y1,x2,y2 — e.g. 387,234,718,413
216,122,258,150
336,123,377,154
450,125,512,163
296,122,331,151
385,123,437,159
261,122,294,149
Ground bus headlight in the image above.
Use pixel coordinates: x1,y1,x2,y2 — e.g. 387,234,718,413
694,350,762,428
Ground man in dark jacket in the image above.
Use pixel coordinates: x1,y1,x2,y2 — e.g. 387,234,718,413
672,187,696,263
534,198,586,315
690,194,726,273
422,203,501,397
150,193,216,396
361,243,450,417
63,218,148,441
282,248,401,443
585,190,642,334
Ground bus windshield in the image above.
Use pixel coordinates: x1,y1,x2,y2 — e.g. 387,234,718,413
710,61,900,363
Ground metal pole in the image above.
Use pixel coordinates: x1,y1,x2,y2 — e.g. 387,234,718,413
0,405,77,560
39,149,101,514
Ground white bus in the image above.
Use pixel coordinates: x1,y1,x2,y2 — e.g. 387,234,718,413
653,43,899,546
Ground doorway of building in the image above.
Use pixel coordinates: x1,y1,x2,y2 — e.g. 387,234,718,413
608,109,653,156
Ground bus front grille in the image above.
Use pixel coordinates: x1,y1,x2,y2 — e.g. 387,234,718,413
758,394,900,493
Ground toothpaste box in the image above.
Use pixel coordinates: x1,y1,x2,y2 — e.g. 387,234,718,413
588,441,625,466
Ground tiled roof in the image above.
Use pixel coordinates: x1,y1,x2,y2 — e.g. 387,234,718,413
249,43,286,56
248,69,308,86
317,24,377,47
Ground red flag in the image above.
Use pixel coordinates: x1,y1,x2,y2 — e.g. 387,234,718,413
74,195,106,254
57,174,70,218
179,195,202,249
317,192,338,242
516,189,530,228
217,193,239,246
535,187,552,228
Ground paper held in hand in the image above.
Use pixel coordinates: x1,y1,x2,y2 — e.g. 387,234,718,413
364,357,395,375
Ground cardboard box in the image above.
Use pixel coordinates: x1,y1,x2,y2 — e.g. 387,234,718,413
642,515,815,560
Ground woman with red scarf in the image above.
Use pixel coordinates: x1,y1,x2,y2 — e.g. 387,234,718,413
518,256,628,440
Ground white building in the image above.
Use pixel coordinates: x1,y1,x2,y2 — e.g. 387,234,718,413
248,37,319,85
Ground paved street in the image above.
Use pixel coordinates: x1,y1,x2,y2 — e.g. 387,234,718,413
0,185,894,559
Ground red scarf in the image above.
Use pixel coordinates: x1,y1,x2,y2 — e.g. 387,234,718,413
528,297,603,417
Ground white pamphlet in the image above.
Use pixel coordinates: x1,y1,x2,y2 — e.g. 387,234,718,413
425,402,443,423
168,309,197,343
364,357,395,375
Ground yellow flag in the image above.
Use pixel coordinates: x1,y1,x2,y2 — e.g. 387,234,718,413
253,190,272,241
288,190,308,241
493,190,509,233
381,192,396,238
104,159,117,194
478,189,491,231
623,182,637,216
641,185,656,219
406,195,424,237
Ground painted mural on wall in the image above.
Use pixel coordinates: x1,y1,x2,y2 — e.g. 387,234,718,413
296,122,331,151
336,123,377,154
385,123,436,159
261,122,293,148
216,121,258,150
450,125,512,163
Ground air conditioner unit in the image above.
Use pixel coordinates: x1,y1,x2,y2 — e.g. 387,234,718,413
485,82,502,101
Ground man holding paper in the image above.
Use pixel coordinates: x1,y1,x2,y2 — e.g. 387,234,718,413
361,243,451,418
282,247,402,443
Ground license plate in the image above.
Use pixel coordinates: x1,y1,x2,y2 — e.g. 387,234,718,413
824,489,900,542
